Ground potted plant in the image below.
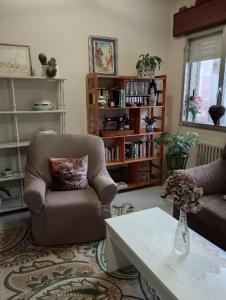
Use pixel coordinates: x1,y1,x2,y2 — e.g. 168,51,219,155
136,54,162,78
143,116,156,132
39,54,58,78
155,131,200,170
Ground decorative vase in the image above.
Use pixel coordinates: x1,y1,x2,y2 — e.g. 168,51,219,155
146,124,154,132
174,209,190,255
137,68,155,79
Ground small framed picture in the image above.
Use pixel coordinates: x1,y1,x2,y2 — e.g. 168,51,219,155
0,43,32,76
88,35,118,76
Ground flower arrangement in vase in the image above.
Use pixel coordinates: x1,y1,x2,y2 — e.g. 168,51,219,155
185,94,201,122
166,172,203,255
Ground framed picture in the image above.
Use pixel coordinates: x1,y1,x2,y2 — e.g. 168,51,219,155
0,43,32,76
89,35,118,76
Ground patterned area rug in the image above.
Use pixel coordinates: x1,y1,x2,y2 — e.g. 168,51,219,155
0,204,161,300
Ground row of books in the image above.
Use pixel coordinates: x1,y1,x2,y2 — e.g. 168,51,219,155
105,146,119,162
98,88,161,108
125,141,158,159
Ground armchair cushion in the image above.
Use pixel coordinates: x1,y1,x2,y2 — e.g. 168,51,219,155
49,156,89,191
177,158,226,195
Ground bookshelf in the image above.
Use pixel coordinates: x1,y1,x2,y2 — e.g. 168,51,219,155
0,76,66,213
86,73,166,190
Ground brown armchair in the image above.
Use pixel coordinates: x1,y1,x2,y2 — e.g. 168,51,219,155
173,147,226,250
24,134,118,246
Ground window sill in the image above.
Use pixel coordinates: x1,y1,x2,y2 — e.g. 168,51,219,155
180,121,226,132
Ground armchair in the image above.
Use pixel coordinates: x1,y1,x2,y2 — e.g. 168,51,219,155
24,134,118,246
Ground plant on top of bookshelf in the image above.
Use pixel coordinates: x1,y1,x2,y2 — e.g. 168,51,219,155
155,131,199,170
143,116,157,132
136,54,162,78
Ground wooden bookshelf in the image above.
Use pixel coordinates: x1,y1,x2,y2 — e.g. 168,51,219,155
86,73,166,190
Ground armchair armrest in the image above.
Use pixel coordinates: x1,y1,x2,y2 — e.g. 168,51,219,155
177,158,226,195
92,172,118,205
24,174,46,214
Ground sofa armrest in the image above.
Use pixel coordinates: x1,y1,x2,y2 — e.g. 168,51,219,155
177,158,226,195
92,172,118,205
24,174,46,214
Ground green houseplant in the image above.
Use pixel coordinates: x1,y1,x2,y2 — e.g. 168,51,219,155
155,131,200,170
142,116,156,132
136,54,162,78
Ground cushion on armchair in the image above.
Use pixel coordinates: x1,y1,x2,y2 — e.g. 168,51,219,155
49,156,89,191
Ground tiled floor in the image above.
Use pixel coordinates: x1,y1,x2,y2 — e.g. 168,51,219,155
0,185,173,228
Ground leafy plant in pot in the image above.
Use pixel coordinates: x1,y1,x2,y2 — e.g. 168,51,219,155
136,54,162,78
155,131,200,171
143,116,156,132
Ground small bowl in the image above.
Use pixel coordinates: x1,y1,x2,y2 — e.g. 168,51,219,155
1,168,13,177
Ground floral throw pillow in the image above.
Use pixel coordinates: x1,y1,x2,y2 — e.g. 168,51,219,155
49,156,89,191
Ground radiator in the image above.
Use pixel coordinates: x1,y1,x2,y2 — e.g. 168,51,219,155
197,142,224,165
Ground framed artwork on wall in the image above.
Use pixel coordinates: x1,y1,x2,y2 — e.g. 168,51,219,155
0,43,32,76
88,35,118,76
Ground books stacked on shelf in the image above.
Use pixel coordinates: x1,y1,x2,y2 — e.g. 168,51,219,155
105,145,119,162
125,141,158,160
119,89,125,108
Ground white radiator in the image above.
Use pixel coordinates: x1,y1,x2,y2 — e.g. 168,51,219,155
197,142,224,165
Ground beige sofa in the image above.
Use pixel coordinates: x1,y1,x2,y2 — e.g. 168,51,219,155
174,146,226,250
24,134,118,246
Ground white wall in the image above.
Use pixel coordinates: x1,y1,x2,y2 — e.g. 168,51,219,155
0,0,172,134
167,0,226,151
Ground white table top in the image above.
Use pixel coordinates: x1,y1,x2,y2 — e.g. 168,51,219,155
106,207,226,300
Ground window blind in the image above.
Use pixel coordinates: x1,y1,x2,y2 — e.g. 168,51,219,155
189,32,222,62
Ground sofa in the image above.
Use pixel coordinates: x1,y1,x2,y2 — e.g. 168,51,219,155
173,146,226,251
24,133,118,246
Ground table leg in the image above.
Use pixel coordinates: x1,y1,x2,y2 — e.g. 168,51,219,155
106,228,131,272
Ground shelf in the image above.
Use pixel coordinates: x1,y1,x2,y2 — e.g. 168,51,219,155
106,161,124,167
106,156,161,167
0,141,30,149
0,75,66,80
98,105,164,110
101,130,163,139
87,73,167,81
125,156,160,164
127,177,161,189
0,173,25,182
0,197,27,213
0,110,67,114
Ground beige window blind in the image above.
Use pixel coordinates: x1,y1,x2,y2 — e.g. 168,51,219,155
189,32,222,62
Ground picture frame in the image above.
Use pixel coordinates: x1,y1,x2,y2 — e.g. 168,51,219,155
88,35,118,76
0,43,32,76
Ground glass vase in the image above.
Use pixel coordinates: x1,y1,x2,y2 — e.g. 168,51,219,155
174,209,190,255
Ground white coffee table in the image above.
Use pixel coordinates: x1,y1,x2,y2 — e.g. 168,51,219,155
105,207,226,300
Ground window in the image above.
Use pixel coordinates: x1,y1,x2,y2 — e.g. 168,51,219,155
181,27,226,129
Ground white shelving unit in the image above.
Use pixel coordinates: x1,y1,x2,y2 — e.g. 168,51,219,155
0,76,67,213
